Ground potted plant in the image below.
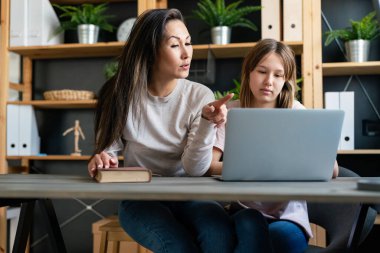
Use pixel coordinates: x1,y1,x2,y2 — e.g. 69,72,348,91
104,61,119,80
324,11,380,62
53,3,114,44
192,0,261,44
214,79,241,100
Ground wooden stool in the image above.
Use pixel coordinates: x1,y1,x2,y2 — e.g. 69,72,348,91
99,218,151,253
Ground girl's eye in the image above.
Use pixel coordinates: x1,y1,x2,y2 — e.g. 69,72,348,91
185,42,192,46
258,70,266,74
275,74,284,78
171,44,179,48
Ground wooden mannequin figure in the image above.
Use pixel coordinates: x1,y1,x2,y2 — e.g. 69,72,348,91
62,120,85,156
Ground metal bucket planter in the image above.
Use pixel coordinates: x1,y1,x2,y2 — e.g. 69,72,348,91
211,26,231,44
345,40,370,62
77,24,99,44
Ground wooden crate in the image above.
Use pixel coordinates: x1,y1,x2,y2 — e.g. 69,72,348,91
92,216,141,253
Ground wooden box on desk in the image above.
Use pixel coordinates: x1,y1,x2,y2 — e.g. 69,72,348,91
92,216,139,253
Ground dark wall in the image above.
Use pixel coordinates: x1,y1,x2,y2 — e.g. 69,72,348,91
321,0,380,176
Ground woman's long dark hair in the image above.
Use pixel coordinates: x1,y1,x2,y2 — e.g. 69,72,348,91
93,9,184,154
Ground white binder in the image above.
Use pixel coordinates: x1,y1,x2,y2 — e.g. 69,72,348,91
18,105,40,155
10,0,63,46
6,104,20,156
324,91,355,150
10,0,28,46
261,0,280,40
283,0,303,41
339,92,354,150
324,92,340,109
27,0,63,46
7,105,40,156
9,52,21,83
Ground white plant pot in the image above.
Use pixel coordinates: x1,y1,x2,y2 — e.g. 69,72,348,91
77,24,99,44
345,40,370,62
211,26,231,45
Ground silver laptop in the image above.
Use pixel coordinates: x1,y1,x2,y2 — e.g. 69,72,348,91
221,108,344,181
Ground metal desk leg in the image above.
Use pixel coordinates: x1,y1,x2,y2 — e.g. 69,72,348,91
12,200,35,253
38,199,67,253
347,203,369,252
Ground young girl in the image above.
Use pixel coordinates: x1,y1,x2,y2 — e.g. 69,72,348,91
88,9,235,253
210,38,339,253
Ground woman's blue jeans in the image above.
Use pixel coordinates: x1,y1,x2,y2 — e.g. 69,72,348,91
119,200,235,253
233,208,308,253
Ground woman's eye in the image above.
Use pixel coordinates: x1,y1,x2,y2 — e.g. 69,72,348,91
185,42,192,46
171,44,179,48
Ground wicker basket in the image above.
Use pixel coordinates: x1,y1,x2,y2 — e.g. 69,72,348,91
43,89,95,100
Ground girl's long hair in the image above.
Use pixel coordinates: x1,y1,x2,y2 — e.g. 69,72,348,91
240,38,297,108
93,9,184,154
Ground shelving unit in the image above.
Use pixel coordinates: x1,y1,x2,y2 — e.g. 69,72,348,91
2,1,310,167
4,39,305,164
312,0,380,156
0,0,317,251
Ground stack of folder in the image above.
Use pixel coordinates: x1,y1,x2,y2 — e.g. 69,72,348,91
7,105,40,156
325,92,355,150
10,0,63,46
261,0,303,41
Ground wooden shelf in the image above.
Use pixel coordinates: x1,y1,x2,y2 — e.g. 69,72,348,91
7,100,97,109
9,42,124,59
7,155,92,160
323,61,380,76
338,149,380,155
9,41,303,60
193,41,303,59
7,155,124,160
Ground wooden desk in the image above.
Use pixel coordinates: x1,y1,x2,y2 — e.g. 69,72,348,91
1,174,379,253
0,174,379,203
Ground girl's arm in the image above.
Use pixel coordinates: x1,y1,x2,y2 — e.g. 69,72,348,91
332,160,339,178
205,148,223,176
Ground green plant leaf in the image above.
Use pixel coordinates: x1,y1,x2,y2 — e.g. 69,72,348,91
324,11,380,46
52,3,114,35
214,78,241,100
104,61,119,80
192,0,261,31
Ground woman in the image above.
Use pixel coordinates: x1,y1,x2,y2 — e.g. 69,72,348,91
88,8,234,253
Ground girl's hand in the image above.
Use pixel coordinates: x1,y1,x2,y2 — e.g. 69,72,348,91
332,160,339,178
88,151,119,178
202,93,234,128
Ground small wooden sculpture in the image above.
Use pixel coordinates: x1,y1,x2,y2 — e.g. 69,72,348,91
62,120,85,156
